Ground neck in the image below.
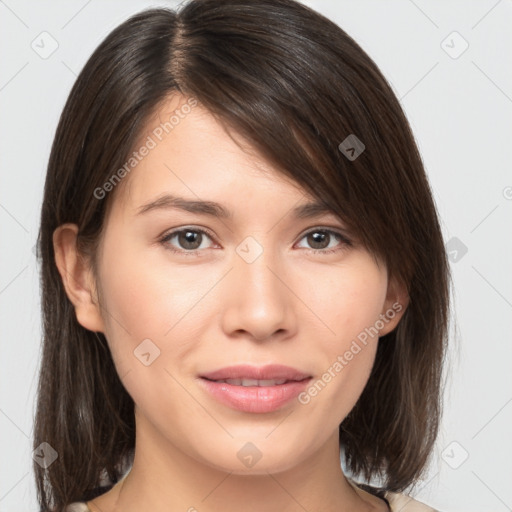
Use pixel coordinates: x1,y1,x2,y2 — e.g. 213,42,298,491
89,410,380,512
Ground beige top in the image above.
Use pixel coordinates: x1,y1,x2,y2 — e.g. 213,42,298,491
64,478,439,512
347,478,439,511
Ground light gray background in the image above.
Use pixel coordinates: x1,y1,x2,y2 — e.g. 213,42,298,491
1,1,511,511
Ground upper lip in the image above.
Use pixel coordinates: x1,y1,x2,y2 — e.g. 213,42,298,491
200,364,311,382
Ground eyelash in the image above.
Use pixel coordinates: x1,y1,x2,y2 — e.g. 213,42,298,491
158,226,352,257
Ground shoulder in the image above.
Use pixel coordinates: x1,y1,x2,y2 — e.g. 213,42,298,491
384,489,440,512
63,503,91,512
63,481,115,511
346,478,440,512
65,482,440,512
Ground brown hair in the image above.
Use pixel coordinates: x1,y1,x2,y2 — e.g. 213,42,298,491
34,0,450,509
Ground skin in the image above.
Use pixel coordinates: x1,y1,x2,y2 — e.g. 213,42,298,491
54,93,408,512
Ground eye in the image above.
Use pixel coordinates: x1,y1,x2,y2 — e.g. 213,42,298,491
159,226,352,257
295,228,352,255
159,227,216,256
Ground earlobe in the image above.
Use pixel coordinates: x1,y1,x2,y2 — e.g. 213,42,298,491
53,223,105,333
378,275,409,337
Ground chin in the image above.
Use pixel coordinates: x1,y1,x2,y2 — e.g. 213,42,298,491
195,434,307,475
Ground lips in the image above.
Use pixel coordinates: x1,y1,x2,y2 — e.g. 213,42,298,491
198,364,312,413
211,378,289,386
200,364,311,382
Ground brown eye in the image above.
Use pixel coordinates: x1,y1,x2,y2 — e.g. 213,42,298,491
307,231,331,250
160,228,215,255
296,229,351,254
176,230,203,250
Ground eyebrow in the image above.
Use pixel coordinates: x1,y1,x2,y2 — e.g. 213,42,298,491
136,194,335,220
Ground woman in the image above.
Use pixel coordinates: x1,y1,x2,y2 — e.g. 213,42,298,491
34,0,450,511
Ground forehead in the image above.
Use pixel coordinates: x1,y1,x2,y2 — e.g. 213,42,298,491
107,93,324,220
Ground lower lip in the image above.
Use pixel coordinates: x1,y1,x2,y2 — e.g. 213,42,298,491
198,377,312,413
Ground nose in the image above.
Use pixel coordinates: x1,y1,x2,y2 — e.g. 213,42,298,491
220,243,297,342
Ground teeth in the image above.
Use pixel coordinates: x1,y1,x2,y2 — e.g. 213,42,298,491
216,378,288,386
239,378,259,386
258,379,285,386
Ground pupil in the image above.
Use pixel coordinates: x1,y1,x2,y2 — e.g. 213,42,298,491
310,232,328,249
180,231,201,249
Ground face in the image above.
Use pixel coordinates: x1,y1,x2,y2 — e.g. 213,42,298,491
66,93,405,475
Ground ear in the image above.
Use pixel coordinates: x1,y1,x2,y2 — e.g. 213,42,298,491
53,223,105,333
378,273,409,337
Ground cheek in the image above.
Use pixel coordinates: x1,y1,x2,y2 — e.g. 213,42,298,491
304,258,387,346
95,235,219,382
297,259,386,419
95,256,194,416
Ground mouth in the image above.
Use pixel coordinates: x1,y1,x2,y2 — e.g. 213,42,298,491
198,364,312,413
199,363,311,382
201,377,303,386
